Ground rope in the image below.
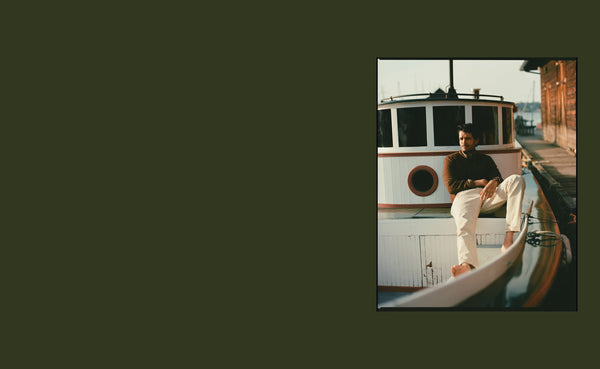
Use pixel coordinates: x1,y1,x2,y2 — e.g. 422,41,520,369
526,230,561,248
526,215,559,225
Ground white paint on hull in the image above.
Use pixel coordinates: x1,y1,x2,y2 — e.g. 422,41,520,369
378,217,507,287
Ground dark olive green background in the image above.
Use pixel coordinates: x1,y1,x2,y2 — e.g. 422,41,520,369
4,1,595,365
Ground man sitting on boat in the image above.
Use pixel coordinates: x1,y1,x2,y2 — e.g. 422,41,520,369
443,123,525,277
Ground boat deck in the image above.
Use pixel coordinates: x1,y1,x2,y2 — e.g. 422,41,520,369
378,206,506,220
378,207,452,219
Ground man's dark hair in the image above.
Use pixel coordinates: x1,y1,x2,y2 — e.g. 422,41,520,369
457,123,481,141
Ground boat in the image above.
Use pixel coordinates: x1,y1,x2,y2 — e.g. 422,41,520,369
377,60,570,309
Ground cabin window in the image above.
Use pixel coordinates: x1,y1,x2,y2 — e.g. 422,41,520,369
472,106,498,145
407,166,438,197
502,107,514,144
377,109,392,147
397,107,427,147
433,106,465,146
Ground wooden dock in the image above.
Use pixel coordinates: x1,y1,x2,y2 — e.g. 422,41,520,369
517,128,577,310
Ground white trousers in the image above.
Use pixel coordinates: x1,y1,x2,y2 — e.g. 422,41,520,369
450,174,525,268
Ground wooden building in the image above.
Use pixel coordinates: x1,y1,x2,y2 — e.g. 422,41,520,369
521,58,576,153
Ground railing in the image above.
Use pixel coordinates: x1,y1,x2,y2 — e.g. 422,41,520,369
380,92,505,103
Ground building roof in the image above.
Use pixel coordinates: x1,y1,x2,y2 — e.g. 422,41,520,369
520,58,553,71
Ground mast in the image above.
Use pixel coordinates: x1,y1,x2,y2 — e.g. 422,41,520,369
447,59,458,98
531,80,534,125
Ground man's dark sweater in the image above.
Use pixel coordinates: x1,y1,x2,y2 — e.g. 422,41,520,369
443,150,503,201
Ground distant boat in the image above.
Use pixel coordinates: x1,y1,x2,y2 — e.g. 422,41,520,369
377,61,568,309
515,115,536,135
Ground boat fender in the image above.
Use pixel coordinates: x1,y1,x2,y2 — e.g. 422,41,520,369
560,234,572,264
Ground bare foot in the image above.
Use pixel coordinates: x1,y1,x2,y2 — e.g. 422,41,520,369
451,263,472,277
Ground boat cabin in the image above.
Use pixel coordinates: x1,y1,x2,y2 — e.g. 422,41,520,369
377,91,521,208
377,90,524,290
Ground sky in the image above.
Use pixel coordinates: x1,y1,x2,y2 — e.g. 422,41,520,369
377,59,540,104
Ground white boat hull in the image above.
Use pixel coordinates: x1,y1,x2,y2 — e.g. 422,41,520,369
378,216,506,288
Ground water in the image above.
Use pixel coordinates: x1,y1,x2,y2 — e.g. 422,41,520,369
515,109,542,126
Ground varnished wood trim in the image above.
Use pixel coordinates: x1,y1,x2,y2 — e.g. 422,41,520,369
378,286,425,292
378,148,522,157
522,174,564,308
522,242,562,308
378,203,452,208
379,151,455,157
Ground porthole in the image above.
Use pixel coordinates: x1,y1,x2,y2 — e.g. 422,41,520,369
407,166,438,197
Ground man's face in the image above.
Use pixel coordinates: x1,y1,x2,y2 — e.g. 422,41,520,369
458,131,478,152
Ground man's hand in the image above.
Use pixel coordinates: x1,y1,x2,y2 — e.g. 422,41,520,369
479,179,498,200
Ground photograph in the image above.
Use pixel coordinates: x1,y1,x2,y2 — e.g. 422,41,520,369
376,58,577,310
